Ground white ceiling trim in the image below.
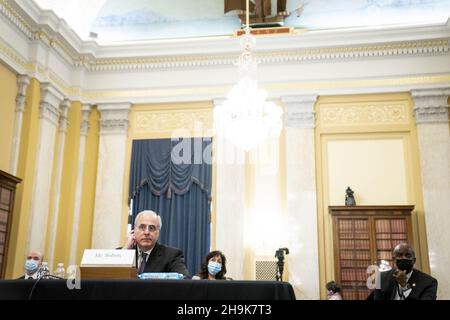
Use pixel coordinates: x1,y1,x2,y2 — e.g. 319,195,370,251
1,0,449,104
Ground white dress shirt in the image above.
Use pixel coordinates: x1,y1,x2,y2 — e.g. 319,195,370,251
394,270,413,300
137,247,153,270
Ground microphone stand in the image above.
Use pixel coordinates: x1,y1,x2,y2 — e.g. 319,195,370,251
276,258,285,282
275,247,289,282
27,272,65,300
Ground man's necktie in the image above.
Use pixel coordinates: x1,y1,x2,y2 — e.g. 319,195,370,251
138,252,148,274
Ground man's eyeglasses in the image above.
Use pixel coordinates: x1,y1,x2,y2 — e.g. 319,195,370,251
136,224,158,232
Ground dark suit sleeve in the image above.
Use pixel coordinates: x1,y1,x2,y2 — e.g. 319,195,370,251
167,249,190,277
406,278,438,300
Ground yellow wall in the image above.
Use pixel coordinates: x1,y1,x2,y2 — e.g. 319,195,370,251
6,78,40,278
78,107,99,260
0,62,17,172
53,102,82,267
326,137,408,205
315,92,428,299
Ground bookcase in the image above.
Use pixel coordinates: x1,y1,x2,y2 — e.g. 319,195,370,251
0,170,21,278
329,205,414,300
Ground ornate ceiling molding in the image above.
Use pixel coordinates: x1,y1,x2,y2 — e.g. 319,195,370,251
86,39,450,72
0,0,32,39
1,0,449,73
1,0,450,104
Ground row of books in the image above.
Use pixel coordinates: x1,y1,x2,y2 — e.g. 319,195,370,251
339,233,369,239
377,250,394,260
0,210,8,224
375,219,406,233
342,289,371,300
0,189,11,205
340,250,371,260
0,232,5,243
376,233,407,239
377,239,406,250
339,219,368,234
339,239,370,249
340,259,371,268
341,268,370,281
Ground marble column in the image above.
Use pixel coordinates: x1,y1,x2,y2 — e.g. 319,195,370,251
412,88,450,300
69,104,92,265
213,99,247,281
282,95,320,299
27,83,64,254
92,103,131,249
9,75,30,175
47,99,71,269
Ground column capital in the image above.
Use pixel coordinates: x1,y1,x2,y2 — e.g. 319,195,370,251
80,104,92,136
97,103,131,135
213,98,226,107
411,88,450,124
281,95,318,129
15,74,31,113
39,83,65,125
58,99,71,133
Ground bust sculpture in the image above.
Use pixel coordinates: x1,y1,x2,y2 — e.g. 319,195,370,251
345,187,356,206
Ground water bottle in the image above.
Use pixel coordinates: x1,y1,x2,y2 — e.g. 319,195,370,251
39,261,50,279
55,263,65,278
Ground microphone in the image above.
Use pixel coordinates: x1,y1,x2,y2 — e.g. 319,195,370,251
27,264,65,300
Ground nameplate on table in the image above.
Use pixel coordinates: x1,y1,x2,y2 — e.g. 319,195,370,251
80,249,135,267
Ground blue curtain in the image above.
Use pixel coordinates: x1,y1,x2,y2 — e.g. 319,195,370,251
128,138,212,275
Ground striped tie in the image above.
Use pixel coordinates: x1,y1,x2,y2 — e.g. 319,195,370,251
138,252,148,274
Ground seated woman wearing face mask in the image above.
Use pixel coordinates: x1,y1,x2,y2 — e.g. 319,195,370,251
192,250,232,280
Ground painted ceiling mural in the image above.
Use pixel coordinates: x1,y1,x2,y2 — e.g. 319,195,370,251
33,0,450,43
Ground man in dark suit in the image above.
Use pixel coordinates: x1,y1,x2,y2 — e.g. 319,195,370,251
122,210,189,277
368,243,437,300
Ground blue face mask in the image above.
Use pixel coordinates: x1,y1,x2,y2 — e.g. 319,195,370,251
25,259,39,274
208,261,222,276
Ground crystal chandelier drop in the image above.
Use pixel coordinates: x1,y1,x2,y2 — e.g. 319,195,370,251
214,0,283,151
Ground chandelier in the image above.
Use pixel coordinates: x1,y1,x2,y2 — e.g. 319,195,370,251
214,0,283,151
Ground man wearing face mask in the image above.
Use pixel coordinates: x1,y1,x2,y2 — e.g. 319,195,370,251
368,243,438,300
18,250,43,280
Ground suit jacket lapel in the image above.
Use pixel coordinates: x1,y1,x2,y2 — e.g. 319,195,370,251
146,242,161,271
407,269,419,295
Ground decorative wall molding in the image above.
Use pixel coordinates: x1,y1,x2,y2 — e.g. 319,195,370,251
86,39,450,72
80,104,92,137
412,88,450,124
0,0,33,39
135,109,213,135
39,83,65,125
97,103,131,135
15,74,29,112
58,99,70,133
319,102,409,126
282,95,318,129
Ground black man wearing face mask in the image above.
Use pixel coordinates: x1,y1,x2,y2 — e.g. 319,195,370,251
368,243,438,300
